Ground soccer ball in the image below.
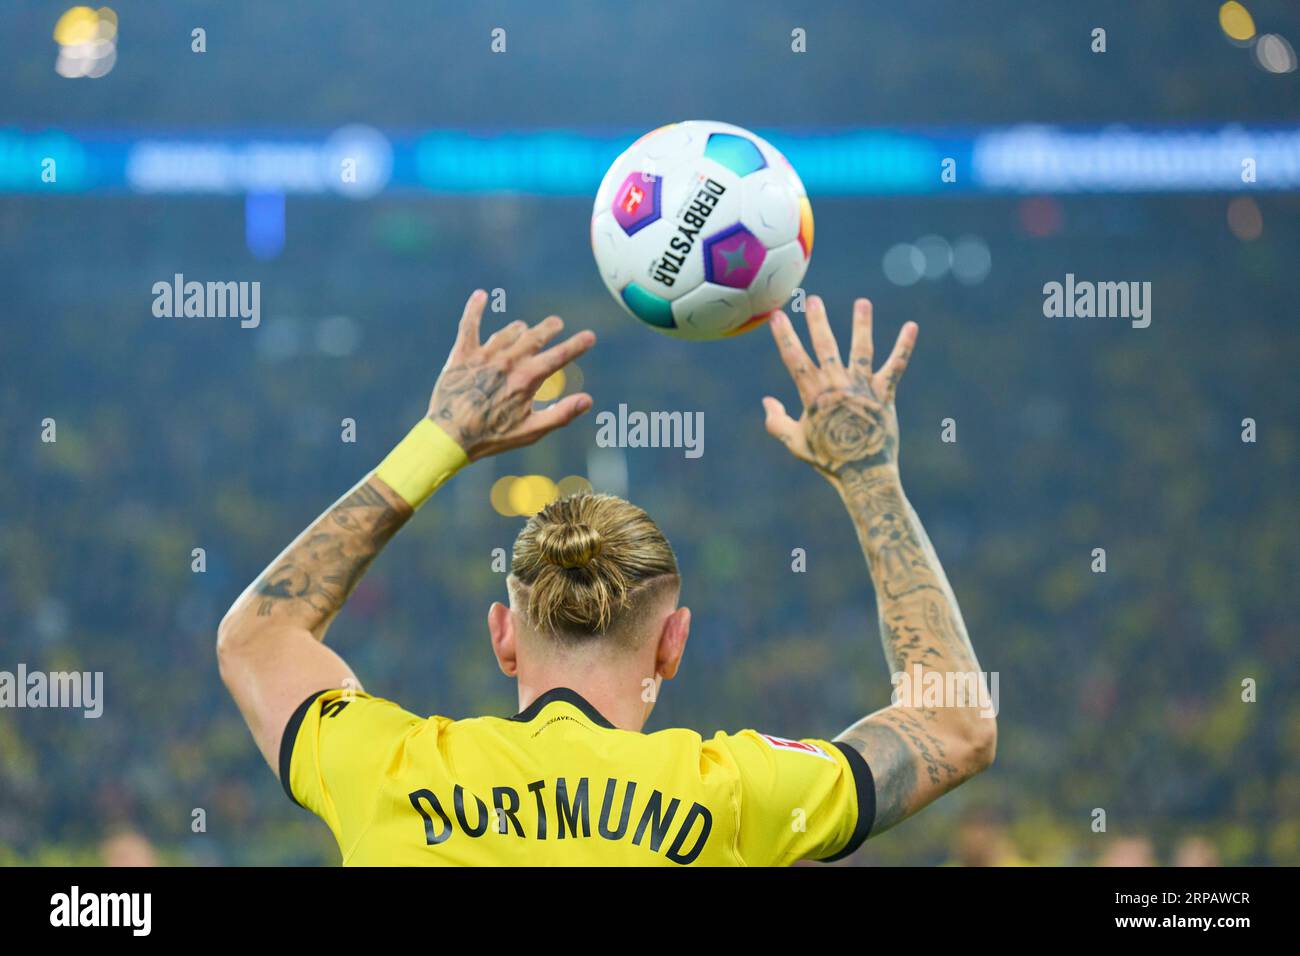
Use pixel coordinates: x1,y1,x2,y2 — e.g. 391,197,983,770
591,120,814,341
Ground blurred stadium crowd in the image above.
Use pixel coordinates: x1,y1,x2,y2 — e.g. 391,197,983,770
1,1,1297,865
3,189,1295,866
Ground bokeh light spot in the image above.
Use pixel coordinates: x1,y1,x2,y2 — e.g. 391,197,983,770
534,369,566,402
490,475,519,516
555,475,594,499
53,6,99,45
507,475,558,516
1254,34,1297,73
1219,2,1255,43
1226,196,1263,241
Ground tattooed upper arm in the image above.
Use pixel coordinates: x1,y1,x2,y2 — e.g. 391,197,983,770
219,477,408,770
836,706,969,837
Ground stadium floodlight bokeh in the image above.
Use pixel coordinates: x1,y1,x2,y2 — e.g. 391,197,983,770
52,6,117,80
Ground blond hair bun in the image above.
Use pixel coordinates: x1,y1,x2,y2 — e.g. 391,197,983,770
537,522,603,570
511,494,679,638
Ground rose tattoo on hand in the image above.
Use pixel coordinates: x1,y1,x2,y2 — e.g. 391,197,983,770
805,389,894,474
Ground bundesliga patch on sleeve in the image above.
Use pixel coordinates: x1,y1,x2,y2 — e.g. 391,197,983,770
758,733,834,761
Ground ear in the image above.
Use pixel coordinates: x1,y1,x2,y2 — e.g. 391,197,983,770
488,602,518,677
654,606,691,681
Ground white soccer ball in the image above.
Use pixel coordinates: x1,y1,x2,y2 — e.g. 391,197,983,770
590,120,814,341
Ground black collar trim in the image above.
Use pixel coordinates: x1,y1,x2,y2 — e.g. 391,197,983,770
510,687,616,730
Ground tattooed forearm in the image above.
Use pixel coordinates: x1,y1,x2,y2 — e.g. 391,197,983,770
242,478,410,639
831,464,992,831
832,464,988,834
838,467,976,664
879,603,943,673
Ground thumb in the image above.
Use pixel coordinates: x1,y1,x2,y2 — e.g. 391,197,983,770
762,396,799,441
529,392,593,436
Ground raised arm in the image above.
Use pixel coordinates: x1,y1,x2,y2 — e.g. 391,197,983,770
217,290,595,773
762,296,995,837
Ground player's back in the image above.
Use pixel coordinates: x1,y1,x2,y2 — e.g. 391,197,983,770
282,686,872,866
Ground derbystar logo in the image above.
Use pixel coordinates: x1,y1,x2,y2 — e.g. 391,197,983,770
651,176,727,287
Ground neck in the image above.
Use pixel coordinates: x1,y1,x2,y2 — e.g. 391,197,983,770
516,669,655,732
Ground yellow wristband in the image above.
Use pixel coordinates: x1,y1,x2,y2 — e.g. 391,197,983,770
374,419,469,509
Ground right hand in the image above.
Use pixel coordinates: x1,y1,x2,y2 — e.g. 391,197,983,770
762,296,917,483
428,290,596,461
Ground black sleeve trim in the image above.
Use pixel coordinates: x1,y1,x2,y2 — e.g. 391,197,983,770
817,741,876,862
278,689,332,808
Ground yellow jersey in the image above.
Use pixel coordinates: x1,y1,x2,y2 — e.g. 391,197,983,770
282,686,873,866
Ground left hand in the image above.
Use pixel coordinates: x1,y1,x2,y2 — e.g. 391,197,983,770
428,290,596,461
762,295,917,482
